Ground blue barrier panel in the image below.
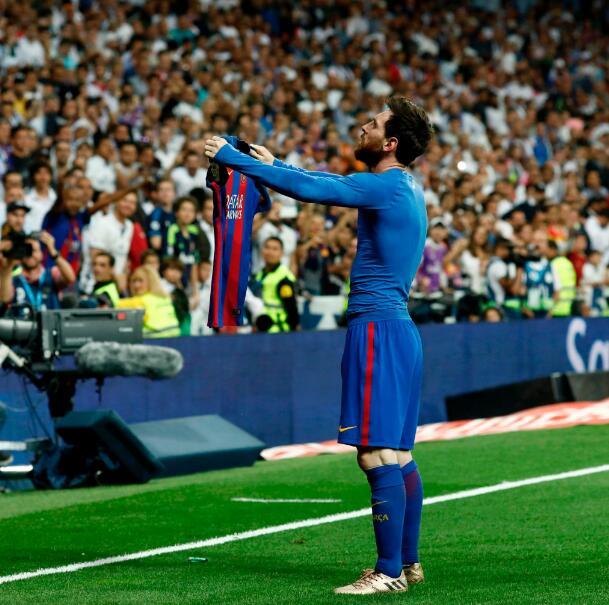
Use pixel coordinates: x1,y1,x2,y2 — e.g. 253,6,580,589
1,317,609,450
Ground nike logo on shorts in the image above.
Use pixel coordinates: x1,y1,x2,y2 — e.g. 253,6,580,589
371,500,388,508
338,425,358,433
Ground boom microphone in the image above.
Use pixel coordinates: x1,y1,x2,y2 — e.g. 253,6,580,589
75,342,184,379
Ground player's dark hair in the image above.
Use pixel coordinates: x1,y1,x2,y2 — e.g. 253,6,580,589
264,236,284,250
384,96,434,166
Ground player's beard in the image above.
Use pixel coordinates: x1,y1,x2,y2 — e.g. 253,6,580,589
354,138,385,168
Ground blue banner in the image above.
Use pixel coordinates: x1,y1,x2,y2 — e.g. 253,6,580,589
2,317,609,451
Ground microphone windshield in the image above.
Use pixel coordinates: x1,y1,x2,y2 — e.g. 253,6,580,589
75,342,184,379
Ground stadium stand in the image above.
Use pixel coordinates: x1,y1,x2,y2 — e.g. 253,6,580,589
0,0,608,328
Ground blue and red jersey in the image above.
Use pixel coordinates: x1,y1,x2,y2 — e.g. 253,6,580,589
42,209,90,276
207,137,271,328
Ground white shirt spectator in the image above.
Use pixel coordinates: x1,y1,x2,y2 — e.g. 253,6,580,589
17,36,46,67
200,219,214,261
253,221,298,273
365,78,392,97
582,260,608,308
171,166,207,197
190,279,213,336
86,155,116,193
585,216,609,253
486,257,514,304
87,211,134,276
24,188,57,232
460,250,485,294
173,102,204,124
155,146,178,171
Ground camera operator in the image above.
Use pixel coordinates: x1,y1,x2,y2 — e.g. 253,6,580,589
486,237,523,319
521,231,555,319
0,230,76,317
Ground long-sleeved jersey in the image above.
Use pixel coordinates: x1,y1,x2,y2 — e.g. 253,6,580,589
214,145,427,322
207,138,271,328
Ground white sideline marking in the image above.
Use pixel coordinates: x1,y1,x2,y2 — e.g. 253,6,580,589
231,498,342,503
1,463,607,586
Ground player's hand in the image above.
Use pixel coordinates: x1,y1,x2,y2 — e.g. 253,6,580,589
204,136,227,159
249,144,275,165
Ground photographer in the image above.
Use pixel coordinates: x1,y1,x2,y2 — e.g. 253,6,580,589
0,231,76,316
521,231,555,319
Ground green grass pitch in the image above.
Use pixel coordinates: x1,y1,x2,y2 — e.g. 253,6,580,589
1,424,608,604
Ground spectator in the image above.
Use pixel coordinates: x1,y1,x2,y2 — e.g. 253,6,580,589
482,306,504,323
296,212,332,296
0,231,76,316
582,250,609,315
115,142,141,189
117,265,180,339
90,251,120,307
460,226,491,294
417,218,449,295
171,151,206,197
87,191,138,292
253,237,299,333
585,208,609,261
141,249,161,274
548,240,577,317
0,1,608,328
486,238,520,317
43,184,138,277
7,125,35,186
567,233,590,286
128,216,149,273
160,257,191,335
190,259,213,336
148,179,176,255
522,232,555,319
199,196,214,260
1,201,29,239
24,162,56,233
254,200,298,273
166,196,205,296
85,137,117,195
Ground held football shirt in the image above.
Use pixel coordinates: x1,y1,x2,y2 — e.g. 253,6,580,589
207,137,271,328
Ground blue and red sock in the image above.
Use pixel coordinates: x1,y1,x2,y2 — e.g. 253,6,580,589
365,464,405,578
400,460,423,565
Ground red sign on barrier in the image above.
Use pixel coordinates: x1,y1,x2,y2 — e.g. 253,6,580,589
261,400,609,461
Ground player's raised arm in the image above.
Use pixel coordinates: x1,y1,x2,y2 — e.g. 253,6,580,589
250,143,342,179
205,137,388,210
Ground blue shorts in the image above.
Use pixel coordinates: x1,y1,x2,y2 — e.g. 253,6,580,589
337,318,423,450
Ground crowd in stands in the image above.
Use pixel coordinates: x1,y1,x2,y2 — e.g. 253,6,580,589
0,0,609,334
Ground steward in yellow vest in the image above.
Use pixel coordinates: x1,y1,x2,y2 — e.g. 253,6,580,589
91,252,120,307
548,241,576,317
119,292,181,338
117,265,181,338
93,281,120,307
254,237,299,333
